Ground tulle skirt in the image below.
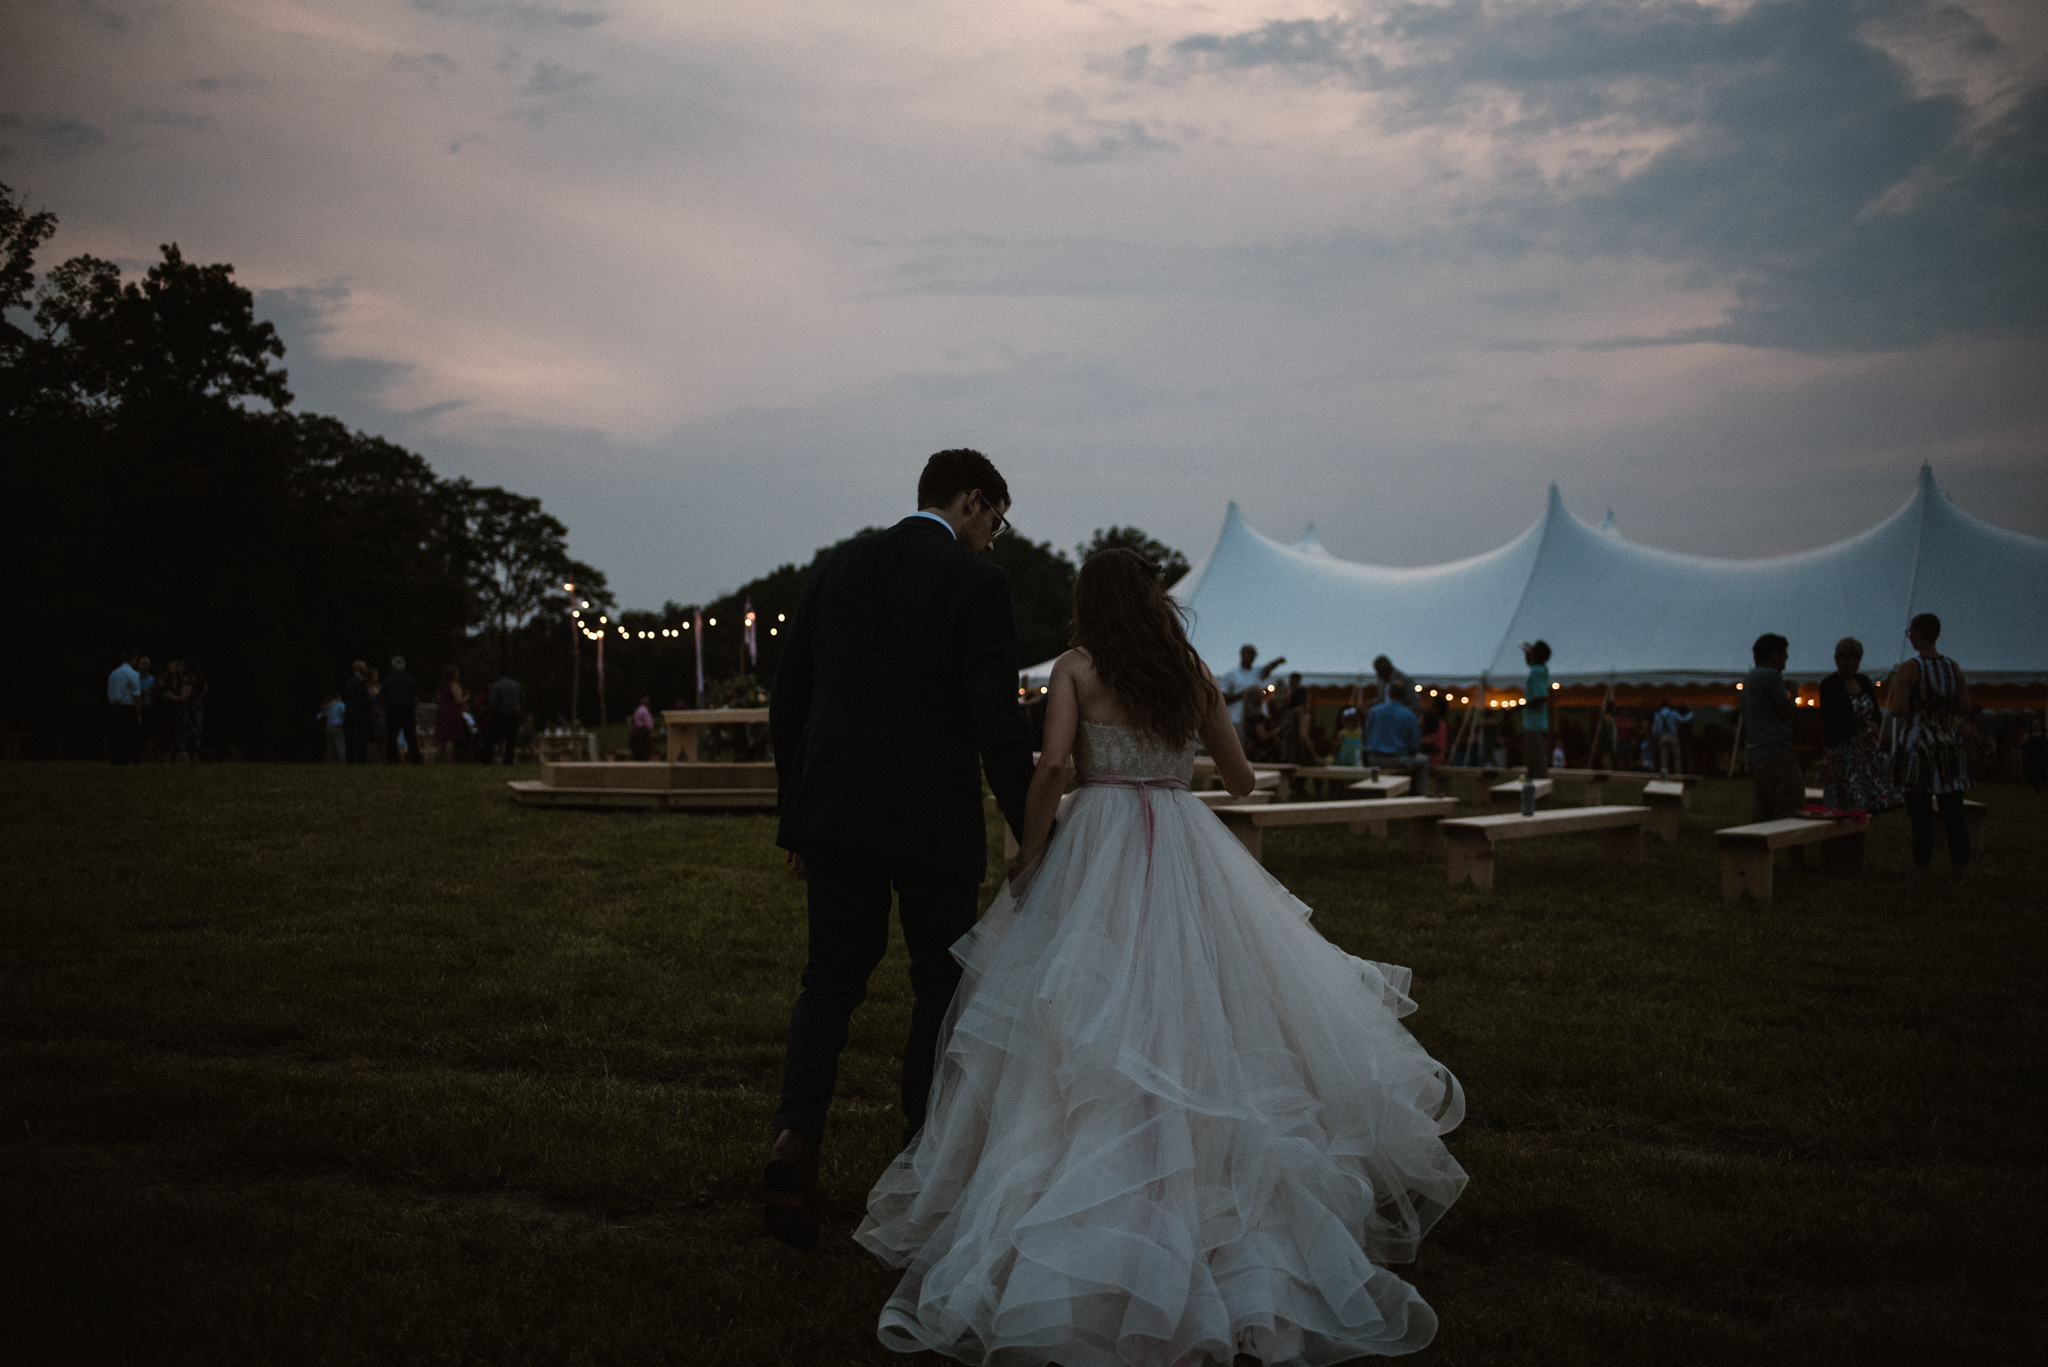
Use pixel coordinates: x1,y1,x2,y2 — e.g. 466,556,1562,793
856,784,1468,1365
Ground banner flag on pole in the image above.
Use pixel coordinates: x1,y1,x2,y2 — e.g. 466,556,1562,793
693,607,705,706
744,597,757,666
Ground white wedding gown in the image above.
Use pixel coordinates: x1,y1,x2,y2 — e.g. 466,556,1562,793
856,721,1468,1365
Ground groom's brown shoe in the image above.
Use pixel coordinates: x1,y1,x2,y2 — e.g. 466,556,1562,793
764,1129,821,1250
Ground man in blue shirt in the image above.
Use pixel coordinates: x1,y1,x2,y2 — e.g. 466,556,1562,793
318,695,346,763
106,651,143,765
1742,633,1801,821
1652,700,1690,774
1363,683,1429,795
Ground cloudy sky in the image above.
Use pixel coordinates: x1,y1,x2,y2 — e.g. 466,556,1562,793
6,0,2045,606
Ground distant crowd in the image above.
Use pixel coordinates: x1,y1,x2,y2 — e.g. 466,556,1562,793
315,658,529,765
1209,611,2043,884
104,651,208,765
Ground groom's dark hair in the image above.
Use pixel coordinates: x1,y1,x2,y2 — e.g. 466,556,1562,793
918,449,1009,511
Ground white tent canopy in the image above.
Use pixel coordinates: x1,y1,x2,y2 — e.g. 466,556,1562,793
1025,467,2048,687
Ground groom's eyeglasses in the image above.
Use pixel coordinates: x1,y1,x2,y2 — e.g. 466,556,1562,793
993,511,1011,538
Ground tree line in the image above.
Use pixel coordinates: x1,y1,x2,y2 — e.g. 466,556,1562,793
2,183,1191,758
1,185,607,758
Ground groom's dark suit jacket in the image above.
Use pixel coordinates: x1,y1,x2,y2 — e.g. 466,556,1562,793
772,515,1034,882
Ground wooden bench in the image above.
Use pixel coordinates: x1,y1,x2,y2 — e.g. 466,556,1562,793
1434,764,1517,803
1194,789,1274,809
999,787,1277,860
1193,758,1289,796
1217,797,1459,864
1806,787,1987,854
661,707,770,762
1291,764,1367,798
1640,779,1688,842
1489,778,1553,813
1439,806,1647,890
1715,817,1865,902
1346,775,1412,799
1547,767,1698,807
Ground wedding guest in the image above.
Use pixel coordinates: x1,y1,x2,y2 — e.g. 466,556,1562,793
176,661,207,763
487,672,524,764
436,666,466,764
1364,683,1429,795
1419,699,1448,771
382,656,422,765
1373,655,1417,711
629,695,656,761
1742,633,1802,822
1217,644,1284,728
319,693,346,763
1888,613,1972,883
1652,699,1686,774
1551,739,1566,768
1587,699,1620,770
1333,707,1362,767
107,650,144,765
1519,641,1551,779
153,659,186,759
1235,683,1268,758
1276,686,1325,766
341,661,372,764
365,666,388,760
470,674,494,762
1818,638,1899,812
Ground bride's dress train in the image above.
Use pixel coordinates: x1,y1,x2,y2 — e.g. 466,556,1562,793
856,721,1468,1365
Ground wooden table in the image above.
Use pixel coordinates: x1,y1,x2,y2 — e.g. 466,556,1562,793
661,708,770,763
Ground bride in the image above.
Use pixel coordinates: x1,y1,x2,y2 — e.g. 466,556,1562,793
856,549,1468,1365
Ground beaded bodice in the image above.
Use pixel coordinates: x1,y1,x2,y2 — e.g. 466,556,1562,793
1072,720,1196,783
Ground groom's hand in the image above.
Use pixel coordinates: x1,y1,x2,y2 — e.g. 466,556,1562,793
783,850,806,877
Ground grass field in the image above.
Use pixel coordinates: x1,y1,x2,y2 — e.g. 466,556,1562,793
2,762,2043,1365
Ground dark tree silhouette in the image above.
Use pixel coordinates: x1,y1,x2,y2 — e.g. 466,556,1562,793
1074,526,1190,588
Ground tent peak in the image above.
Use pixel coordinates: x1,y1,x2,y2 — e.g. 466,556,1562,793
1598,508,1619,534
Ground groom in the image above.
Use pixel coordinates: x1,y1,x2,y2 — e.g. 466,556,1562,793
764,448,1035,1250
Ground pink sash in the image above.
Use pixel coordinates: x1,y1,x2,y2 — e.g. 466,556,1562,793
1076,774,1190,914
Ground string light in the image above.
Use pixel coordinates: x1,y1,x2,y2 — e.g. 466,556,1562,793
769,627,777,636
708,617,717,626
777,613,786,622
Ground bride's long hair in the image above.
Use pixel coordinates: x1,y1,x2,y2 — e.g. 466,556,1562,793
1070,548,1218,745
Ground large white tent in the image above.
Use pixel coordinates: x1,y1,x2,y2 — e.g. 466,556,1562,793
1026,467,2048,687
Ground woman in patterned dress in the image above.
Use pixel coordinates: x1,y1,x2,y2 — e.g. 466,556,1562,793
1817,637,1899,812
1889,613,1971,882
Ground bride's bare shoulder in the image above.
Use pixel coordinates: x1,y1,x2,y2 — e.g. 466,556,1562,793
1054,648,1096,681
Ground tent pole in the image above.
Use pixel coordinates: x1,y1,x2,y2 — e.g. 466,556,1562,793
1726,712,1743,779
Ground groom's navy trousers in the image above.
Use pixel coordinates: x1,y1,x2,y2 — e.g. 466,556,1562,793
769,514,1033,1145
775,844,980,1145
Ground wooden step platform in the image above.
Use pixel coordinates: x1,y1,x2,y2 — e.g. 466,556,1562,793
508,781,777,811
